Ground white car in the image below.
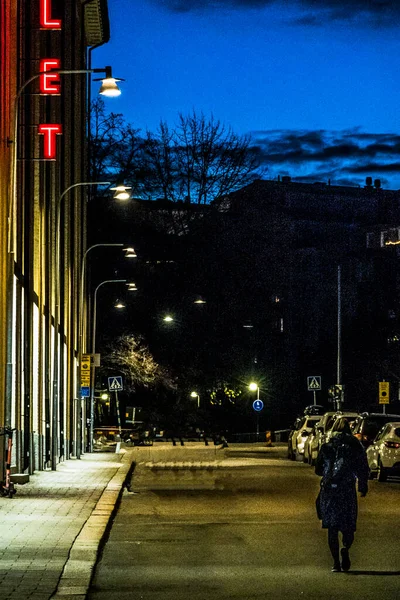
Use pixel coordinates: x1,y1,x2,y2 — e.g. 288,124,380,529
312,411,338,455
303,422,320,465
366,422,400,482
289,415,321,460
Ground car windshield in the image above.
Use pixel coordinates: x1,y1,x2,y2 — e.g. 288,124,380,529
324,416,335,431
305,417,320,428
393,428,400,439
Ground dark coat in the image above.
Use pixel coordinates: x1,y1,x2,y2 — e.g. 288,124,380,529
315,432,369,531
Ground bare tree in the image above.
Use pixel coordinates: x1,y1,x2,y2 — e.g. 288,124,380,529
103,334,175,393
90,98,144,193
144,111,261,204
90,103,261,204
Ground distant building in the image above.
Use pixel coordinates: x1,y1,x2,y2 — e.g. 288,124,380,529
204,177,400,414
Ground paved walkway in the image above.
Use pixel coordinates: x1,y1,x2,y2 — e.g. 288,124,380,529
0,449,134,600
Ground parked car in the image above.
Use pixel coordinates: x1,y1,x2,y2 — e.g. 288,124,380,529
288,415,321,460
366,422,400,481
312,411,340,454
303,422,320,465
352,412,400,449
324,412,359,444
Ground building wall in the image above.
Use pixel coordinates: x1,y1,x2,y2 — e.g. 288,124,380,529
1,0,110,477
0,0,18,478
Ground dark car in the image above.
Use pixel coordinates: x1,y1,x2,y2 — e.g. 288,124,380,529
352,412,400,449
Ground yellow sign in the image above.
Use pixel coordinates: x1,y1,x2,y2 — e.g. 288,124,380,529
81,354,91,372
379,381,390,404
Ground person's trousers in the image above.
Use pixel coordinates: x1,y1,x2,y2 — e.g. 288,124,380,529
328,528,354,563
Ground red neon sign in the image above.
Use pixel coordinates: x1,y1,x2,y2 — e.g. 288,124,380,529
37,124,63,159
39,59,61,94
40,0,62,29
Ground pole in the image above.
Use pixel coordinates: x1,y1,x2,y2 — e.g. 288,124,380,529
313,390,316,406
337,265,342,410
89,279,126,452
115,390,122,453
52,182,110,469
78,245,124,457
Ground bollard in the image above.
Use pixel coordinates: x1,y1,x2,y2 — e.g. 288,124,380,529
265,430,273,447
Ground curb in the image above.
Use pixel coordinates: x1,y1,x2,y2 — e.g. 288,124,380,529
51,450,135,599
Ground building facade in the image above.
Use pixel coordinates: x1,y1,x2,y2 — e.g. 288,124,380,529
0,0,110,480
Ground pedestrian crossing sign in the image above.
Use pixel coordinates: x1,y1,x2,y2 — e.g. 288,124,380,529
307,376,322,391
108,376,123,391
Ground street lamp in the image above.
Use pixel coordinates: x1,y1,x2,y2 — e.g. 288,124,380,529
190,391,200,408
77,243,134,458
52,181,110,468
249,382,261,439
249,382,260,398
88,278,127,453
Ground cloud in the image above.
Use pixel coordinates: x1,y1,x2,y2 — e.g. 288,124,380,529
249,128,400,189
154,0,400,26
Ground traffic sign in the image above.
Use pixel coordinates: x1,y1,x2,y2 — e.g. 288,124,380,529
307,376,321,391
81,354,91,372
253,400,264,412
81,386,90,397
108,376,123,391
379,381,389,404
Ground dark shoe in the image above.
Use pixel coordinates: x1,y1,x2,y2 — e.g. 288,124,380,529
331,563,341,572
341,548,351,572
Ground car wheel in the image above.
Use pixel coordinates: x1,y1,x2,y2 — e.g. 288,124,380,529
377,460,388,482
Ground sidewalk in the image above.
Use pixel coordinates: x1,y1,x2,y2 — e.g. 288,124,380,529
0,449,134,600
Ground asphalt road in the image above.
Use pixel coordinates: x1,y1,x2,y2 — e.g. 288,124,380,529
88,445,400,600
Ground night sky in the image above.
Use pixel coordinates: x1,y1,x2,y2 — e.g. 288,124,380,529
94,0,400,190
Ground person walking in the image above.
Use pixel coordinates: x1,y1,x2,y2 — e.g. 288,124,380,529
315,420,369,573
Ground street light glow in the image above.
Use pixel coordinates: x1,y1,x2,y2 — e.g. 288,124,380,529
163,315,174,322
124,247,137,258
249,382,258,391
111,185,132,201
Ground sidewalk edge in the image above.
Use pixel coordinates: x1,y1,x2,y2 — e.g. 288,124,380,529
51,451,135,599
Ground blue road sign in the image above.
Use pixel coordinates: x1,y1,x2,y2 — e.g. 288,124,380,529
253,400,264,412
81,386,90,397
108,376,123,391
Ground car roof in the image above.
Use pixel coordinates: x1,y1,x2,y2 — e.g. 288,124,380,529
359,412,400,419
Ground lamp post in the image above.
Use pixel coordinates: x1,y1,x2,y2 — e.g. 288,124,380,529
190,391,200,408
88,279,127,453
52,181,111,469
76,244,127,457
249,382,260,439
5,66,123,470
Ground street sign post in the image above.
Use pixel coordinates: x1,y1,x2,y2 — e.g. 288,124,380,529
379,381,389,413
108,377,124,452
108,376,123,391
252,399,264,441
307,376,321,405
253,400,264,412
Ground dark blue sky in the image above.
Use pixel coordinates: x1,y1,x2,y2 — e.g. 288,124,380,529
94,0,400,190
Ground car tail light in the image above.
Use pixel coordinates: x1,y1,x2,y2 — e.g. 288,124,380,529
384,441,400,449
